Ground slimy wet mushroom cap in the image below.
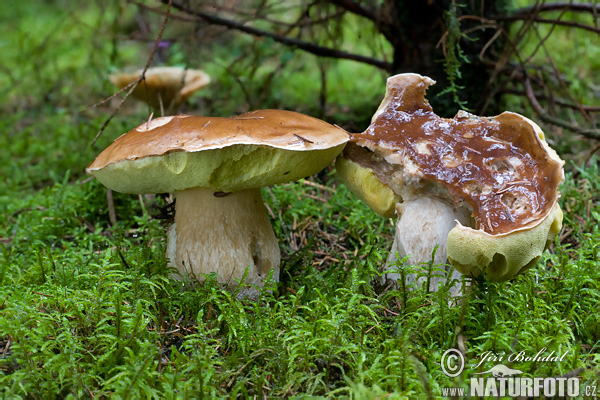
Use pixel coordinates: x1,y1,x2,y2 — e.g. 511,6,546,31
338,73,564,282
352,75,563,236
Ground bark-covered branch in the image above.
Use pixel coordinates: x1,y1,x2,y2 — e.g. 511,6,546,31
162,0,392,71
329,0,378,23
524,78,600,140
501,89,600,113
511,2,600,16
495,15,600,34
152,0,599,139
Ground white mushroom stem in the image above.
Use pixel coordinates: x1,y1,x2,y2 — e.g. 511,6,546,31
166,187,280,297
384,196,472,294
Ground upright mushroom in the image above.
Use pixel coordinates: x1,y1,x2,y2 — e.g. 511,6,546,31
337,73,564,291
88,110,348,297
110,66,211,112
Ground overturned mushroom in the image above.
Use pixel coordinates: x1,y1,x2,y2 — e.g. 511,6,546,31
88,110,348,298
110,66,210,112
337,73,564,291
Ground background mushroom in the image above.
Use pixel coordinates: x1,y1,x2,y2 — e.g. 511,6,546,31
88,110,348,297
109,66,210,113
337,73,564,292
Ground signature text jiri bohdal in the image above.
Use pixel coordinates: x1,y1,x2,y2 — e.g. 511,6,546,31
474,347,568,369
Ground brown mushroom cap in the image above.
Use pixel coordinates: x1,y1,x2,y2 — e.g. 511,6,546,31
109,67,210,109
337,73,565,281
87,109,349,194
349,74,564,235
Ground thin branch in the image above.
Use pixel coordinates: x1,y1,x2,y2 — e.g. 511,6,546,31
471,6,539,115
532,22,593,122
162,0,392,71
82,79,137,112
329,0,379,22
479,28,503,60
495,15,600,34
522,4,569,66
91,0,173,146
500,89,600,112
205,3,346,28
525,78,600,140
132,2,199,22
511,3,600,16
485,2,600,139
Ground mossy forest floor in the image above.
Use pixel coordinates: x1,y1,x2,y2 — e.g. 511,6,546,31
1,1,599,398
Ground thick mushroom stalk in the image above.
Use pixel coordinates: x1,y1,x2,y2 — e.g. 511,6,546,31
167,187,279,296
386,196,471,291
87,111,348,298
336,155,471,293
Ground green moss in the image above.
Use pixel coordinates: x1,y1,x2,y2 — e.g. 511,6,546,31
1,1,599,398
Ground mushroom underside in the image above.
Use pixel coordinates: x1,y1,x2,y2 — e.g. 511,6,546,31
447,202,563,281
167,187,280,299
